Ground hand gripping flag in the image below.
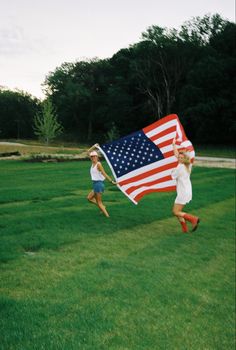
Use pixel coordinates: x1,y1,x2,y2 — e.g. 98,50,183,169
97,114,195,204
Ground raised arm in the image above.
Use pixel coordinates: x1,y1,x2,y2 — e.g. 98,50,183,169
87,143,99,155
87,143,99,153
172,138,179,159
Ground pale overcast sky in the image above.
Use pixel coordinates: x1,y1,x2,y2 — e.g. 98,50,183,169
0,0,235,99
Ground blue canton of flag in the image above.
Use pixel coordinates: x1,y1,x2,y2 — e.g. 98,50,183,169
100,130,164,178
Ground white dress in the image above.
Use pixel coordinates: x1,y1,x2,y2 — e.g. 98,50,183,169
171,163,192,205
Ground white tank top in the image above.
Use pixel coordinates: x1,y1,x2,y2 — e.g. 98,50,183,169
90,162,105,181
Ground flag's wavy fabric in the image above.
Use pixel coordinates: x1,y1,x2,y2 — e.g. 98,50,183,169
98,114,195,204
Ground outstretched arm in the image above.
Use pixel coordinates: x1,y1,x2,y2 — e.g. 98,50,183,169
172,138,179,159
97,163,116,184
87,143,99,153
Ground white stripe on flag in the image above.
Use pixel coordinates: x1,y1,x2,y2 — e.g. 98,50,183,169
129,179,176,200
176,120,183,141
152,131,176,146
145,119,177,138
116,155,177,182
180,140,192,148
121,168,174,192
159,144,174,154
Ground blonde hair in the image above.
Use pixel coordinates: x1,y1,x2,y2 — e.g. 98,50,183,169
179,151,191,172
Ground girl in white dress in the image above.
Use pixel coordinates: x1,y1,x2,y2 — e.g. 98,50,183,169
171,138,200,233
87,146,116,217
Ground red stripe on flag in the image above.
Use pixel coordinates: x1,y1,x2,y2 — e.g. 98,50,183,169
185,145,194,152
149,125,176,142
126,175,173,195
162,150,175,158
134,186,176,202
142,114,178,134
178,146,194,153
157,139,173,149
179,122,188,141
118,161,178,186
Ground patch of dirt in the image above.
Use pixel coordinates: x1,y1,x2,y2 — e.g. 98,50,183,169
194,157,235,169
0,142,27,146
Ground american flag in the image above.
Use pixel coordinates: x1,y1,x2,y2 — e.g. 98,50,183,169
98,114,195,204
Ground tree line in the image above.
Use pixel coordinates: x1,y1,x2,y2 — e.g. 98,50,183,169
0,14,235,145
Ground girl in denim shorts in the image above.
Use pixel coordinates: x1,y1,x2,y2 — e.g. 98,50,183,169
87,148,116,217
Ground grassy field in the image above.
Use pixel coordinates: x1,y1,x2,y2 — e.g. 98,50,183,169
0,160,235,349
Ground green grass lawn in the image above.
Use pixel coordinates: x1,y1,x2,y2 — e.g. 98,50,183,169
0,160,235,350
194,145,235,158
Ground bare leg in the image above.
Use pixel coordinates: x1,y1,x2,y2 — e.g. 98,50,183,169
172,203,189,232
95,193,109,217
87,191,97,206
172,203,186,221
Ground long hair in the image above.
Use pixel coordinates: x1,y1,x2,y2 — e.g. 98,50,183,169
179,151,192,173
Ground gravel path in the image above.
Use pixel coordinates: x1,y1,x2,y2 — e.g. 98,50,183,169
194,156,235,169
0,142,27,146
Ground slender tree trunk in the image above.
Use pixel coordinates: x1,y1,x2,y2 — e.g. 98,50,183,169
87,99,94,141
87,118,92,141
16,120,20,139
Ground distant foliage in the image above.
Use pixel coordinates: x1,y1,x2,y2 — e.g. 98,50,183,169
33,100,63,144
0,89,40,139
105,123,120,142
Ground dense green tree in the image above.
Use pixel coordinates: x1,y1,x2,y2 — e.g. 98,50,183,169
179,21,236,144
0,89,40,139
178,13,228,45
130,38,188,119
108,48,140,133
44,59,114,141
43,62,78,133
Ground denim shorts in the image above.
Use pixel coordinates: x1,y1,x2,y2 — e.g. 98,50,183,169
92,180,105,193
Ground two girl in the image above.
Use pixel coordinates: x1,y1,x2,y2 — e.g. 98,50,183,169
86,140,200,233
